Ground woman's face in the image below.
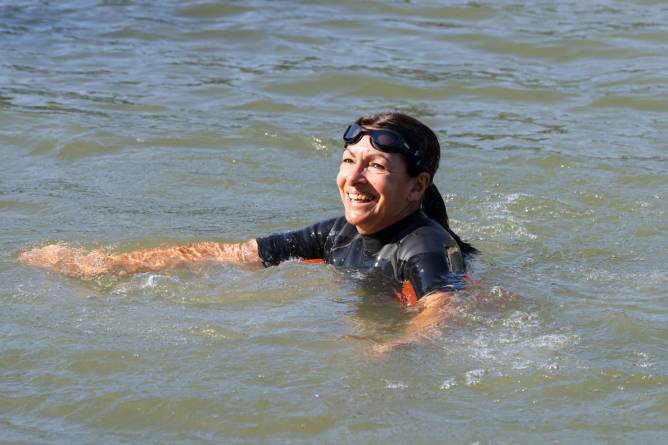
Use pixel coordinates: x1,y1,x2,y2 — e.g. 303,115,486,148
337,135,428,235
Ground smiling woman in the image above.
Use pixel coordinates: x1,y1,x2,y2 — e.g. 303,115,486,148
339,127,423,235
19,112,476,353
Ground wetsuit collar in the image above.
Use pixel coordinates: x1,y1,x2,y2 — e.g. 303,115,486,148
359,210,425,254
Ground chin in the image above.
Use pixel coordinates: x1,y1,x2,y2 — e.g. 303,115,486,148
345,215,377,234
344,212,368,229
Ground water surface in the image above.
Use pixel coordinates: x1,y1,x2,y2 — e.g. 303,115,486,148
2,1,667,443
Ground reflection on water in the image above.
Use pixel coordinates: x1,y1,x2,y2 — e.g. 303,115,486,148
2,0,668,443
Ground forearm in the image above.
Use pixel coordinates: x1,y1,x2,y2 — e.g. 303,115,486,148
374,291,456,354
110,240,261,275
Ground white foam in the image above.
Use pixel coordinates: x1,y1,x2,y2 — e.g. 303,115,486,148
439,378,457,390
464,369,485,386
631,351,654,369
385,380,408,390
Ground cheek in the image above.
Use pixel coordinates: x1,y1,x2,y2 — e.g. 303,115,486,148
375,176,397,196
382,178,410,202
336,171,345,189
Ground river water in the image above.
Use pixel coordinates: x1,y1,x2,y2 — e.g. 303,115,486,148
2,1,667,443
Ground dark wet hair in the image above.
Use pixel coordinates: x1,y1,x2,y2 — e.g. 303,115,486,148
353,112,478,255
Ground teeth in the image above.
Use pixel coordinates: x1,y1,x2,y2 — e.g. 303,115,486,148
348,192,373,201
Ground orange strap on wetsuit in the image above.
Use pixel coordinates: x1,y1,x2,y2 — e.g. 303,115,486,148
302,258,325,264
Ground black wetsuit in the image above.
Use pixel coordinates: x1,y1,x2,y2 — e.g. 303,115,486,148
256,211,466,304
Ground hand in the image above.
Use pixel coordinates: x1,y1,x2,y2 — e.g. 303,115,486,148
370,337,416,358
18,244,113,278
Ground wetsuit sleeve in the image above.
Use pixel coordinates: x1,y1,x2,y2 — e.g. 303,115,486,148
397,225,466,299
255,218,338,267
403,252,465,299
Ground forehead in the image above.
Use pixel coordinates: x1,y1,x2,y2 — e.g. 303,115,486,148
343,136,393,159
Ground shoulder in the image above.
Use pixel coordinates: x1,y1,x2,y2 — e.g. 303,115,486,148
397,217,466,274
396,217,458,260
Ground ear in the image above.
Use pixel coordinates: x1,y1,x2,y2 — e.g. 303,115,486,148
408,172,431,202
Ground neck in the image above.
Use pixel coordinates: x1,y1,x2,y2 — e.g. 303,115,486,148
356,207,422,237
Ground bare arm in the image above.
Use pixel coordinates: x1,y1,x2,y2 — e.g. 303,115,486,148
373,291,458,355
18,239,261,279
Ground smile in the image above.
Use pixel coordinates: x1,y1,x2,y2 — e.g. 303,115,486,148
347,192,375,203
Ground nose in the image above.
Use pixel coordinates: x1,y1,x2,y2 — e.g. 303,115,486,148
346,160,368,186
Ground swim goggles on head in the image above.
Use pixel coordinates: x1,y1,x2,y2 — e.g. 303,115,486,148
342,123,424,171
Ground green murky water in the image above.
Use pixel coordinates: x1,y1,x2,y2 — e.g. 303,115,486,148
2,1,667,443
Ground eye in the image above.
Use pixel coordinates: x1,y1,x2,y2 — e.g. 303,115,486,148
341,157,354,164
369,162,387,171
